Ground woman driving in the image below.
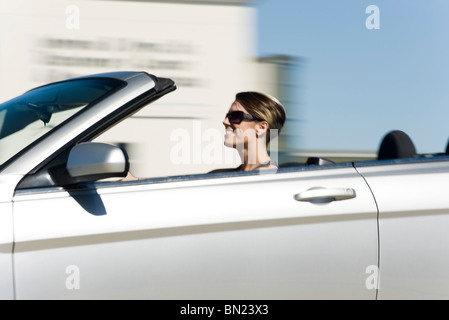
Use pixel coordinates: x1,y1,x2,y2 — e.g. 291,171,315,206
123,91,286,180
211,91,286,173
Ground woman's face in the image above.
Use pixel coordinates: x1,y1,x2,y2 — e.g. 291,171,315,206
223,101,259,149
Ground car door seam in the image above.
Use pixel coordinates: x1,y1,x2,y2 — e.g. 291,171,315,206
353,163,381,300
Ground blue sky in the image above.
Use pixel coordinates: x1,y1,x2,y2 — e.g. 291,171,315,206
256,0,449,153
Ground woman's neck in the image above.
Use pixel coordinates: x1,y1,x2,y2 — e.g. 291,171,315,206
238,142,271,172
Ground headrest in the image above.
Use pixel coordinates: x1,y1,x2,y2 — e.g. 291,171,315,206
378,130,417,160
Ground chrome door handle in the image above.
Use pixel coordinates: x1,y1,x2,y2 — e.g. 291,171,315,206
294,187,357,203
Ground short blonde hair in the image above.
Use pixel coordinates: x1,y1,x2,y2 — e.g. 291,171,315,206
235,91,286,143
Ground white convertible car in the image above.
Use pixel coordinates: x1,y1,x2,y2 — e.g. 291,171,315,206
0,71,448,300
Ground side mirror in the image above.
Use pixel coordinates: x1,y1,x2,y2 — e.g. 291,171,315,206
66,142,129,184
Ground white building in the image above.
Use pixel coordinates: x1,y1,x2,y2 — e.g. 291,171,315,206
0,0,298,177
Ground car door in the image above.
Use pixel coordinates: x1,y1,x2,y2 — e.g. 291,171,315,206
12,163,379,299
356,158,449,299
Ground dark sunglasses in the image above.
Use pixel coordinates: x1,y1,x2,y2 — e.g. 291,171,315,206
225,111,264,124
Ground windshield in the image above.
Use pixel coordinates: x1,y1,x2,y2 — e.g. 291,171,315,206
0,78,124,168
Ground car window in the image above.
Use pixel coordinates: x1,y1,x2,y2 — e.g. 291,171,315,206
0,78,124,169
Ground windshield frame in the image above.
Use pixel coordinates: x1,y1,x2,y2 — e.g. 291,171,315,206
0,77,127,173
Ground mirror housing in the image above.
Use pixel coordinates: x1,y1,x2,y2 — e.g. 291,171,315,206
66,142,129,184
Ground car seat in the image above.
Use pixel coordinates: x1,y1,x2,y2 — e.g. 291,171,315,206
378,130,417,160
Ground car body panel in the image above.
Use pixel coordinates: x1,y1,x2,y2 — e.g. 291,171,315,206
356,159,449,299
0,201,14,300
12,166,378,299
0,175,22,300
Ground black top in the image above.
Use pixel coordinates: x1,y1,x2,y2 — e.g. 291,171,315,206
208,160,278,174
